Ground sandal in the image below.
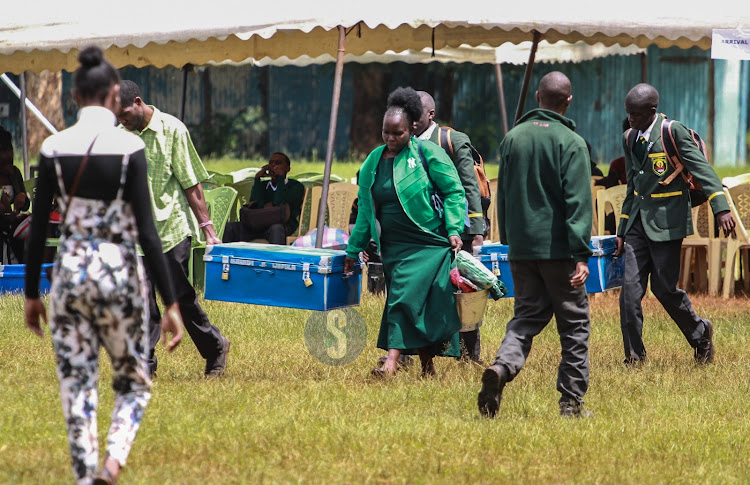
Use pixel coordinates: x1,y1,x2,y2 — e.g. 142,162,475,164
370,366,398,378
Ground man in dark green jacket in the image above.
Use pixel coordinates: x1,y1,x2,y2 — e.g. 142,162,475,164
478,71,593,419
414,90,486,364
614,83,735,366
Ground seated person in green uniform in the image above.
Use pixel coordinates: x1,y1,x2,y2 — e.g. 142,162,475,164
343,86,466,379
223,152,305,245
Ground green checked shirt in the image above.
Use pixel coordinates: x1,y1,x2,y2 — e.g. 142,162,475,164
122,106,208,253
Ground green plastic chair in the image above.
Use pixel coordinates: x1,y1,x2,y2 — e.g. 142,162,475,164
23,178,36,213
229,167,260,183
205,171,234,187
190,186,238,289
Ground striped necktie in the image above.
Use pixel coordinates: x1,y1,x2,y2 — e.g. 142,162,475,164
633,135,647,161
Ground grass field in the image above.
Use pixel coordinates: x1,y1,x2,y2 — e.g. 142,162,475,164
2,288,750,484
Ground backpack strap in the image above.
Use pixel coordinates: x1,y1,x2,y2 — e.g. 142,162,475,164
438,126,455,159
625,128,638,153
659,119,689,186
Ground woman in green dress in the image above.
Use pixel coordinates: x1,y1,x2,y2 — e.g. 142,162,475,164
344,87,466,378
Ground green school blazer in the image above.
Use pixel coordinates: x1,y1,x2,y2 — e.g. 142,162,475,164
428,126,484,236
617,113,729,242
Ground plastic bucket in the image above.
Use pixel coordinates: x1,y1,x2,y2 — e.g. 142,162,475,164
455,289,490,332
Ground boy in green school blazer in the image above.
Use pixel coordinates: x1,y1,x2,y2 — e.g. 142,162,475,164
614,83,735,366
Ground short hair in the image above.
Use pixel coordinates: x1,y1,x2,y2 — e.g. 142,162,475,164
271,152,290,166
73,46,120,104
0,126,12,150
119,80,142,108
625,83,659,109
417,90,436,113
537,71,571,110
385,87,423,125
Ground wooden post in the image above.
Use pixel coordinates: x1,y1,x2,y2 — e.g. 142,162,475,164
20,72,29,178
494,63,509,136
514,31,542,126
315,25,347,248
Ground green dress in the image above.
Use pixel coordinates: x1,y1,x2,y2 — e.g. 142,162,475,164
373,156,460,357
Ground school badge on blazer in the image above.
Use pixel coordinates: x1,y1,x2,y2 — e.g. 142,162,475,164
650,153,668,176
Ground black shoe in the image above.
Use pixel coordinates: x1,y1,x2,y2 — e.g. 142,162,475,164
694,319,715,365
477,365,508,418
623,356,646,368
205,336,230,377
559,400,594,418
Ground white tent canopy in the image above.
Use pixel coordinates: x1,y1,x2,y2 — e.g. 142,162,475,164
2,0,750,73
241,41,646,67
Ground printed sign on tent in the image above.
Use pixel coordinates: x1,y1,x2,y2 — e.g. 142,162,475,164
712,29,750,60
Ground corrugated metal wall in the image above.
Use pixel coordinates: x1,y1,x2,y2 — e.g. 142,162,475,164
25,48,750,167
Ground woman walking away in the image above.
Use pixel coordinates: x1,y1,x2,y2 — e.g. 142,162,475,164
343,87,466,378
24,45,183,485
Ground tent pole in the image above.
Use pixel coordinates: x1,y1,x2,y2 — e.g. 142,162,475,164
19,72,29,179
0,74,58,135
315,25,346,249
494,63,509,135
180,64,190,122
514,31,541,126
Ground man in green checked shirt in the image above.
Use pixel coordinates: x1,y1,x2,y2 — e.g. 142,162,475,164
118,80,230,378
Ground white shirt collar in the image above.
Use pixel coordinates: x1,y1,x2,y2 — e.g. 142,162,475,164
77,106,117,127
638,115,658,141
417,121,438,141
266,178,289,191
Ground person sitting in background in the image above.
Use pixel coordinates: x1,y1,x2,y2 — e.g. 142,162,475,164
223,152,305,245
595,119,631,188
0,126,30,263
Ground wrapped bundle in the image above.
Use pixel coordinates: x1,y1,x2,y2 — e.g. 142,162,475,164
454,250,508,300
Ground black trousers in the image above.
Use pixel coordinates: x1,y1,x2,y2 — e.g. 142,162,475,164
223,221,288,245
619,215,709,361
143,237,224,373
493,259,590,403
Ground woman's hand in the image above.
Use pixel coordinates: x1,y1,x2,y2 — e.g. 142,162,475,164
13,192,27,213
449,235,463,252
344,256,358,274
24,298,47,338
161,303,184,353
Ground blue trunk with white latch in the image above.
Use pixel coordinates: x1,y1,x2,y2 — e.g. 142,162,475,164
0,264,53,294
202,242,362,310
477,236,624,297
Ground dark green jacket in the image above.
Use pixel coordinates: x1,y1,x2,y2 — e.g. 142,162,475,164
346,137,465,259
497,109,592,263
427,125,484,236
249,177,305,234
616,113,729,241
